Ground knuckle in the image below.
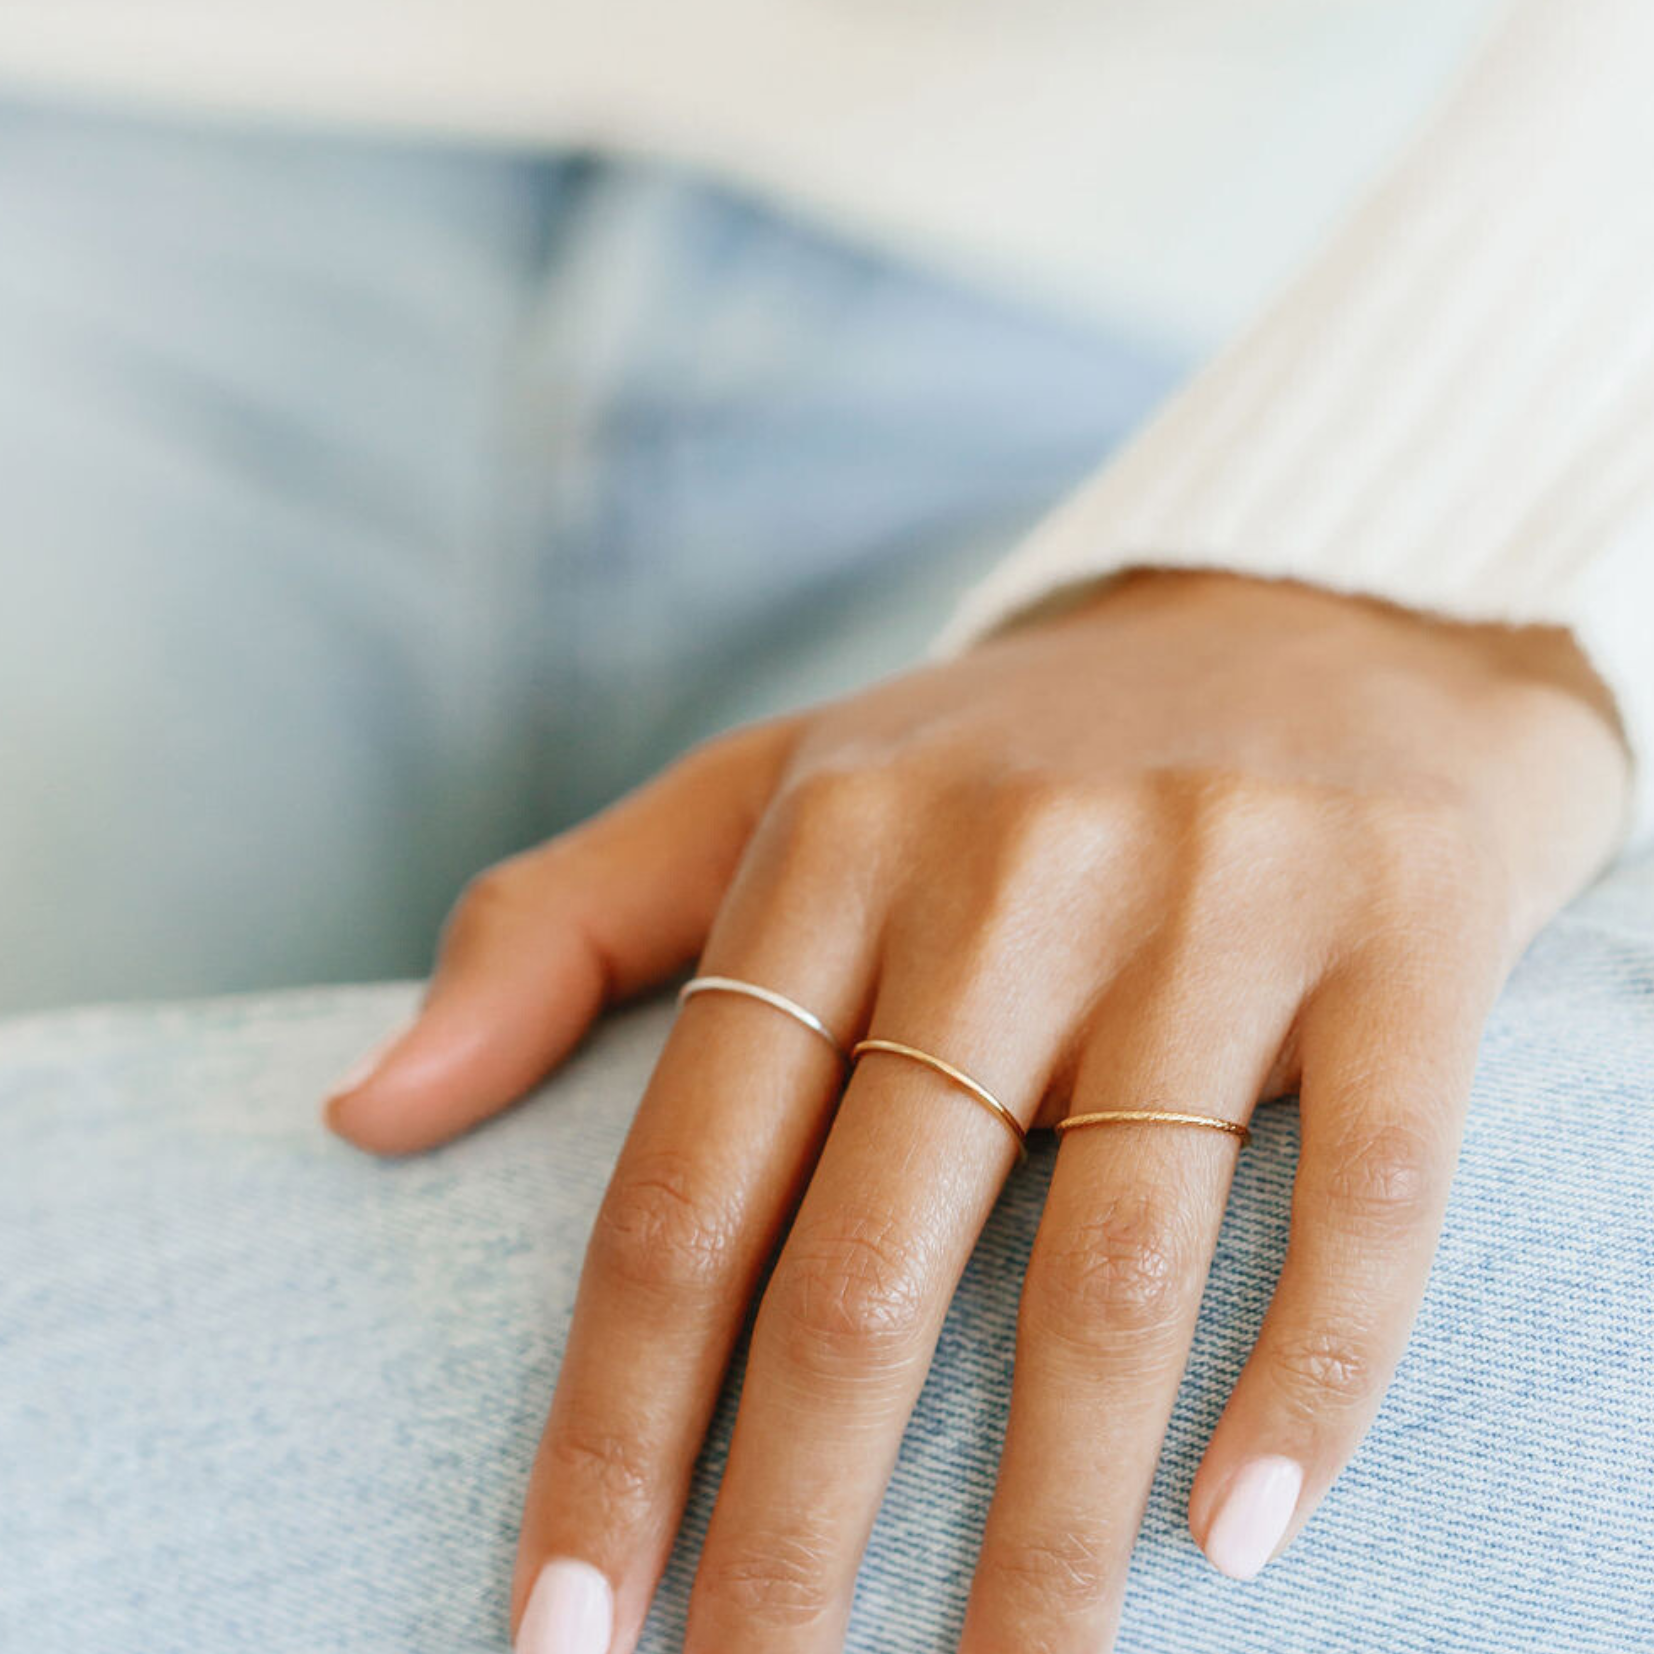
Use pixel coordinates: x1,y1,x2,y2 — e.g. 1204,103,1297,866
1108,767,1332,903
1144,764,1280,836
767,1210,930,1366
981,779,1119,911
591,1152,743,1299
1320,1119,1443,1232
694,1526,837,1628
542,1420,654,1517
1357,796,1508,932
1131,771,1506,930
986,774,1116,871
981,1529,1111,1617
1174,770,1338,883
1025,1192,1192,1340
769,765,905,860
448,855,537,936
1267,1323,1380,1412
920,775,1122,968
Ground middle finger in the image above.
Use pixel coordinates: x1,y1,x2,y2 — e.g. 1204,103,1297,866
684,956,1076,1652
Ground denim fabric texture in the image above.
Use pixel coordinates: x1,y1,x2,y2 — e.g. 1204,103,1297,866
4,851,1653,1652
0,95,1179,1015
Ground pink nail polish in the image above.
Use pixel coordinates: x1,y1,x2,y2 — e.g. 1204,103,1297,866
515,1559,613,1654
326,1030,403,1101
1203,1456,1303,1581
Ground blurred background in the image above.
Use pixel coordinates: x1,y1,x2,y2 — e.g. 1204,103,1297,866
0,0,1500,1016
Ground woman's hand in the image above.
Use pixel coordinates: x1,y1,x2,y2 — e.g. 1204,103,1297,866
326,570,1628,1654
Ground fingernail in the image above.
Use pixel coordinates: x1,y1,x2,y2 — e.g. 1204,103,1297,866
514,1559,613,1654
1203,1456,1302,1581
325,1031,403,1105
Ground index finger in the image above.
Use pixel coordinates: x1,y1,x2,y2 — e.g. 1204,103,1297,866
512,772,891,1654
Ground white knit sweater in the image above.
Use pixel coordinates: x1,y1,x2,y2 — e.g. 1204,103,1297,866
940,0,1654,847
4,0,1651,838
0,0,1500,342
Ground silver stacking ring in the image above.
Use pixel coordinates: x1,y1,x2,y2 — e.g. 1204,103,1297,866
677,975,847,1062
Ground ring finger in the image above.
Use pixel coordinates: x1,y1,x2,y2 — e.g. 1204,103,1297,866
961,963,1299,1651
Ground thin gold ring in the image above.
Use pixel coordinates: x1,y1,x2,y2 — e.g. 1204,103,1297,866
677,975,847,1061
850,1038,1028,1161
1055,1109,1250,1146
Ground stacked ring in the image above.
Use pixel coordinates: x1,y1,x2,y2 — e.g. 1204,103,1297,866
676,975,847,1063
1055,1109,1250,1146
850,1039,1028,1161
676,980,1247,1154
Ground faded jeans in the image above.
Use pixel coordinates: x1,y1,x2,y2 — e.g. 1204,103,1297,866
2,100,1652,1654
5,857,1654,1650
0,96,1174,1015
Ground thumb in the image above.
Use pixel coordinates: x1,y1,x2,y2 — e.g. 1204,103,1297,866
324,720,797,1155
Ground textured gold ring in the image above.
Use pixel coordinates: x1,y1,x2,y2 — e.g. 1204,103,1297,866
851,1038,1028,1160
677,975,846,1062
1055,1109,1250,1146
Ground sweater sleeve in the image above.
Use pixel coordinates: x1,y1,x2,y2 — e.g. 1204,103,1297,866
937,0,1654,846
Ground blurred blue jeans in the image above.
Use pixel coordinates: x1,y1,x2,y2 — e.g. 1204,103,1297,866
0,96,1178,1014
4,849,1654,1651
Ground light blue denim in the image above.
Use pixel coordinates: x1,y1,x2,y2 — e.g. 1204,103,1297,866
0,95,1178,1015
4,851,1654,1651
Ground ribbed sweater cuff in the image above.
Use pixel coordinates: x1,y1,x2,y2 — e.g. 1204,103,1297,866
938,0,1654,849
